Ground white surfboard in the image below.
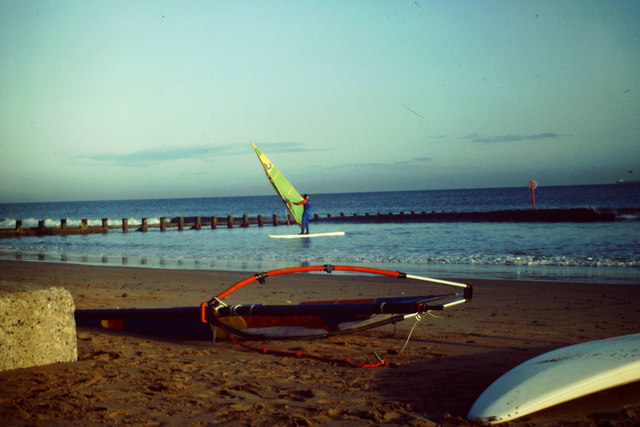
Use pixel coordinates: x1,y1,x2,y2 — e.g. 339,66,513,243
268,231,345,239
468,333,640,424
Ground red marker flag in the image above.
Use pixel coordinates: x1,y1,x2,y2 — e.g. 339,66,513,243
529,180,537,208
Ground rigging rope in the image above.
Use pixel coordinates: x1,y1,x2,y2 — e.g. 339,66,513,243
396,314,424,356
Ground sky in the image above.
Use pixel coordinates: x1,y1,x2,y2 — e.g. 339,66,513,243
1,1,639,203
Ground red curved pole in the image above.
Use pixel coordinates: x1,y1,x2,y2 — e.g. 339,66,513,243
216,265,404,301
335,265,404,277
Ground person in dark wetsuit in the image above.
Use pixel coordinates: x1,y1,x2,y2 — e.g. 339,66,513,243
294,194,311,234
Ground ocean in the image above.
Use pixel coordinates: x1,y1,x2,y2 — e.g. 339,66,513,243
1,184,639,284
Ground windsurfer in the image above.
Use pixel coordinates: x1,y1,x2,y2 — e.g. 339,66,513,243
294,194,311,234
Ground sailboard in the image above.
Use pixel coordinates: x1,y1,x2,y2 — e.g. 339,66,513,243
75,264,472,341
250,142,344,237
268,231,346,239
467,333,640,423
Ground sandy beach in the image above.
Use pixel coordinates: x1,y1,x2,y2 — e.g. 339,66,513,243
1,260,639,426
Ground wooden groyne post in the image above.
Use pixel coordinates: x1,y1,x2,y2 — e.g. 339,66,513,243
193,217,202,230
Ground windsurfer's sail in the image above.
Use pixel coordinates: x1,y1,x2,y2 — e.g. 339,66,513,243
251,142,304,227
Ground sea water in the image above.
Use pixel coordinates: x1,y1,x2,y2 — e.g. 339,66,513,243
1,184,639,284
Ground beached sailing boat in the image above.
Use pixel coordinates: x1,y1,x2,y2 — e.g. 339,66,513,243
75,265,472,365
251,142,345,238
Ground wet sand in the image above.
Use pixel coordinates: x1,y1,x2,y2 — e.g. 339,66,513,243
1,260,639,426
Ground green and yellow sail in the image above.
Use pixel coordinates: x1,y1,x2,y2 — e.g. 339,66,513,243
251,142,304,227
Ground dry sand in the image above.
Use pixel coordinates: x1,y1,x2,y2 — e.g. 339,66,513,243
1,260,639,426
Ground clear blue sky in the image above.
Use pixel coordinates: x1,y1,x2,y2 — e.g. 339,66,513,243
1,1,639,203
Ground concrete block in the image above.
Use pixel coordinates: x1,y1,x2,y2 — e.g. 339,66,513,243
0,282,78,371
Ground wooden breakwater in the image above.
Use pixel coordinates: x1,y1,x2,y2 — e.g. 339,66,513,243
0,214,296,238
315,208,629,223
0,208,633,239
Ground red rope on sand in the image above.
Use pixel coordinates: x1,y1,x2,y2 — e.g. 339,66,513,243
210,310,390,369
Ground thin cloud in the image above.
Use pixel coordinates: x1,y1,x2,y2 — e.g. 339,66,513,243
332,157,433,169
80,142,326,167
468,132,566,143
254,142,326,154
80,144,246,167
394,157,434,166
